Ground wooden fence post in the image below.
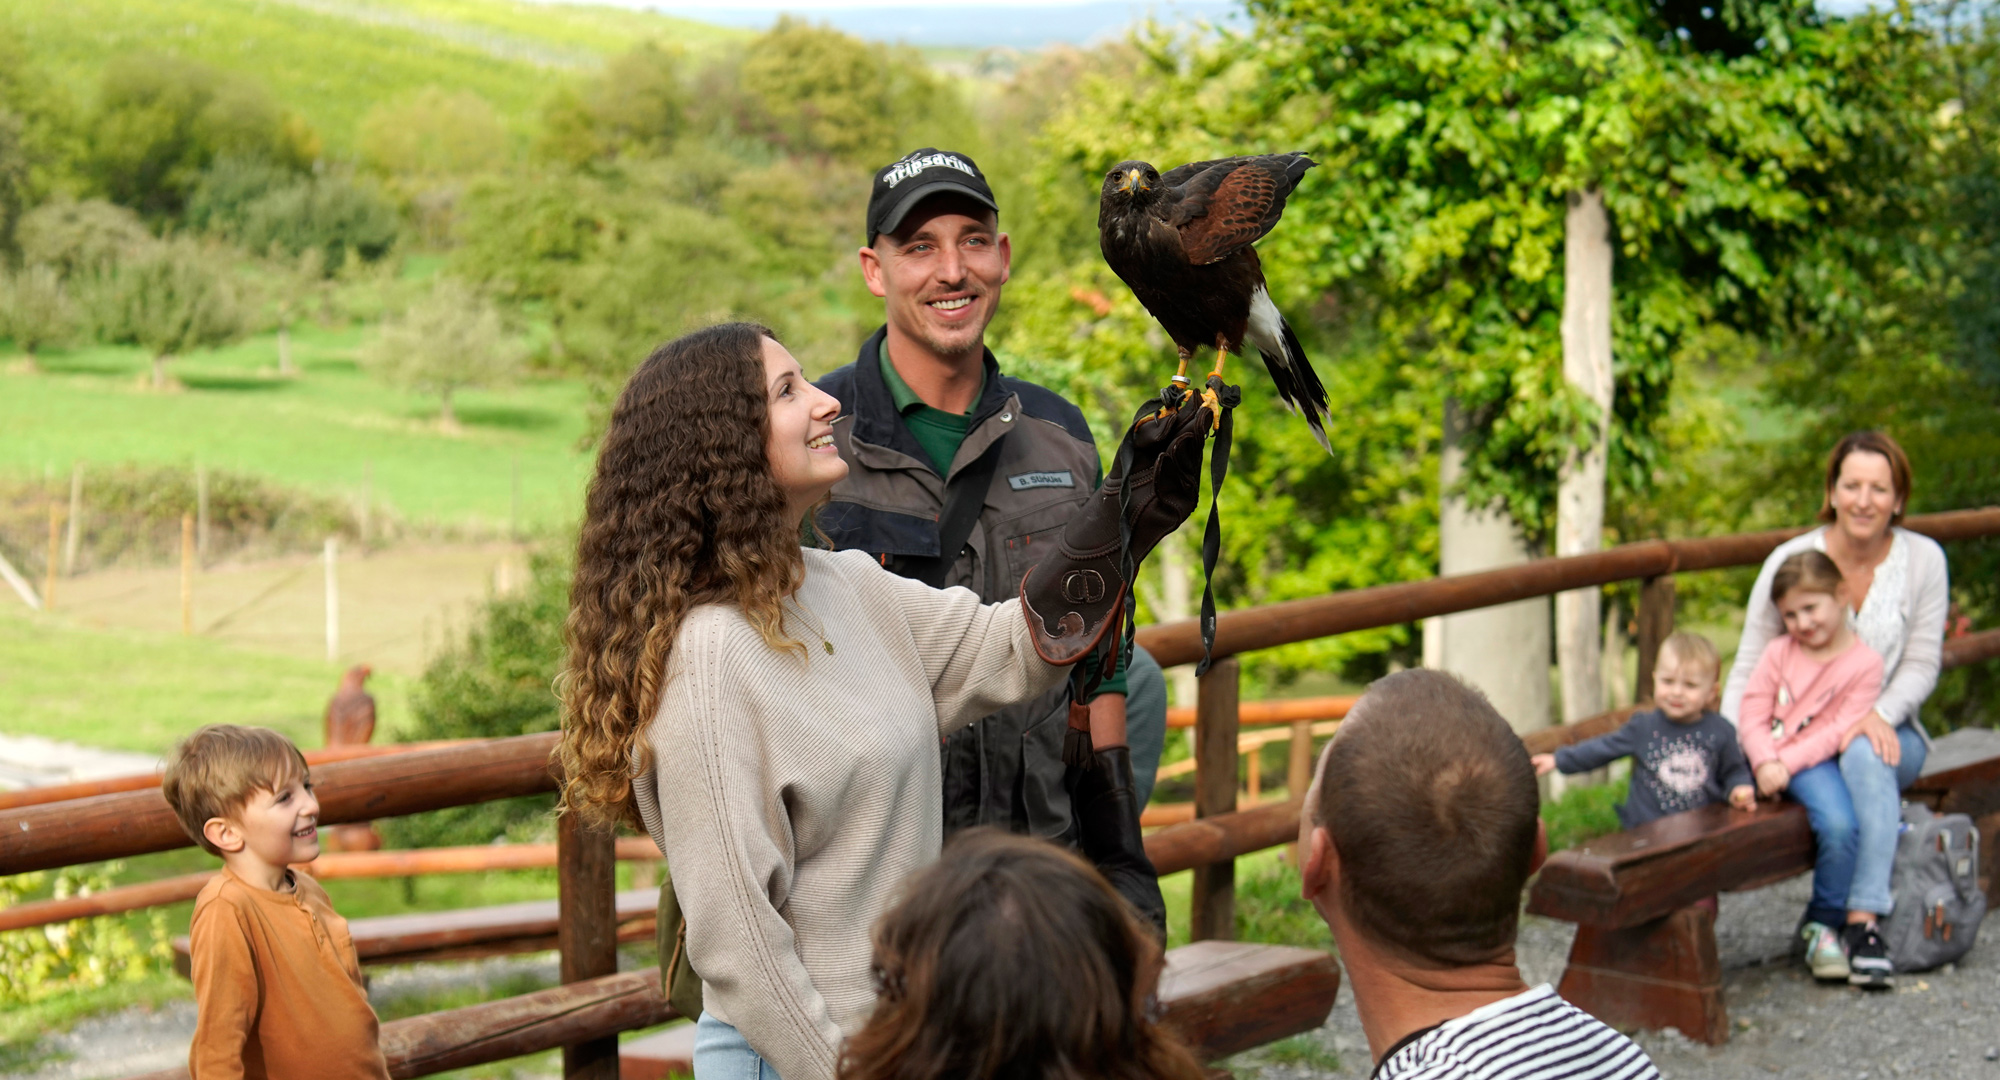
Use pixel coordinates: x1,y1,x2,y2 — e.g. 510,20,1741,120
63,463,81,576
1286,719,1314,864
180,513,194,635
558,811,620,1079
1191,658,1240,942
44,504,61,611
1634,574,1676,700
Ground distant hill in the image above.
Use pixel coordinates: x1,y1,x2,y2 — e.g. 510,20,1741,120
1,0,747,151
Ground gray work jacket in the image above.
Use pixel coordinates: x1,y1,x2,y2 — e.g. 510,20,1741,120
815,327,1103,840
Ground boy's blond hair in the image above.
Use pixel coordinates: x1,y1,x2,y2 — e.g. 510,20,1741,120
1656,631,1720,682
162,725,310,856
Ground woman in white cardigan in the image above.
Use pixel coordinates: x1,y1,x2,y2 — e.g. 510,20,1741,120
553,324,1211,1080
1721,430,1949,955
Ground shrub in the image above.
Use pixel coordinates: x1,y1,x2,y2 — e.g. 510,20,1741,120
16,199,153,278
379,546,571,848
235,174,398,272
0,464,366,576
0,864,172,1006
0,263,74,363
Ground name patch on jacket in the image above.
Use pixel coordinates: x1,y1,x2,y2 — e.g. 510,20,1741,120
1007,471,1075,491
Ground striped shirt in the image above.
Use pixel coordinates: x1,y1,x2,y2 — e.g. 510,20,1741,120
1371,986,1659,1080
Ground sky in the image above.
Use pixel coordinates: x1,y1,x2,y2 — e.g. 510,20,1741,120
535,0,1246,48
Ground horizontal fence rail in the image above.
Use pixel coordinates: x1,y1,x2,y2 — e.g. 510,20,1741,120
0,740,475,812
0,838,668,934
0,733,560,876
1135,507,2000,667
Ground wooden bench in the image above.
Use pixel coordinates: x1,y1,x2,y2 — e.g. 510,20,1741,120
1526,727,2000,1045
620,940,1341,1079
172,888,660,976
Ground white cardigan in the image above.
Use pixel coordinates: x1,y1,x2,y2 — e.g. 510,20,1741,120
1721,526,1950,736
630,547,1067,1080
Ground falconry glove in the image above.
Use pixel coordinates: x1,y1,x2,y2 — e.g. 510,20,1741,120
1019,389,1212,668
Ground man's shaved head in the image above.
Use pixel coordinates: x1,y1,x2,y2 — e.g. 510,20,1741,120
1311,669,1541,967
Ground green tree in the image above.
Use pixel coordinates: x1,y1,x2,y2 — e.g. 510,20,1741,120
538,42,691,166
361,278,526,432
86,237,247,388
358,87,508,182
84,53,317,218
0,263,74,367
235,174,399,272
738,19,972,166
16,198,152,278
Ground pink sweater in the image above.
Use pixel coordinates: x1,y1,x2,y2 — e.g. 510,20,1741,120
1737,634,1884,776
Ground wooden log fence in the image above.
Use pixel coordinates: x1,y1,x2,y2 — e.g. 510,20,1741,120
1131,507,2000,944
0,733,560,876
0,838,667,934
0,740,476,812
11,507,2000,1079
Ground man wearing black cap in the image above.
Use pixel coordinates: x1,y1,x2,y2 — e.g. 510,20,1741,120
815,148,1169,931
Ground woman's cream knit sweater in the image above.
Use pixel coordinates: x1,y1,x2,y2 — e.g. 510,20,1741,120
631,547,1067,1080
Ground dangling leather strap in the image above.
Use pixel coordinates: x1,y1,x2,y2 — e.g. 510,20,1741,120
1196,375,1241,676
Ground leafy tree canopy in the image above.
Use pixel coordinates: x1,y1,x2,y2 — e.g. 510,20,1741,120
358,86,509,183
738,18,974,166
84,53,318,218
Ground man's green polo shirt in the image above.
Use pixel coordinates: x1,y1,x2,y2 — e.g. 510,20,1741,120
878,342,1127,699
879,341,980,475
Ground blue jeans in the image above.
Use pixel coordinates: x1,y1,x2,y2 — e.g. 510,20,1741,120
694,1013,781,1080
1788,724,1928,926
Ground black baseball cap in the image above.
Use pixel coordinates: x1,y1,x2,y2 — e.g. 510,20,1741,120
865,148,998,244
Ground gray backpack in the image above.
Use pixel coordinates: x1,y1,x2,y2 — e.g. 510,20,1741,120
1882,803,1985,972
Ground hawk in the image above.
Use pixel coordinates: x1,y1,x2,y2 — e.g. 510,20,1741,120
1097,153,1331,451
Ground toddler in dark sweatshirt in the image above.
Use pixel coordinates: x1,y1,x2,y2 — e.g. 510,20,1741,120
1533,632,1754,828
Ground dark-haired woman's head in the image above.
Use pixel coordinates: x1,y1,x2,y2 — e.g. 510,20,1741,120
839,829,1207,1080
1819,431,1911,542
556,322,845,828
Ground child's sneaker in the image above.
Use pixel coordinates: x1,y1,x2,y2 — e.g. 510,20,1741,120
1801,921,1850,981
1844,922,1894,989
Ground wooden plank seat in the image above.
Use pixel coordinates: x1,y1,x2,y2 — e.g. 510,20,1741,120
1526,728,2000,1046
172,888,659,976
619,940,1340,1079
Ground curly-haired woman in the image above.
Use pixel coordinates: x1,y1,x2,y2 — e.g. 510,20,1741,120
555,323,1210,1080
1721,430,1949,985
838,828,1209,1080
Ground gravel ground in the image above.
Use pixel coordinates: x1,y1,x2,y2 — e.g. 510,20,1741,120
6,954,568,1080
12,875,1996,1080
1227,873,2000,1080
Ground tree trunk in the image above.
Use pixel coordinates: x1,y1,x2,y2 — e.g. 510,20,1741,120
439,388,461,434
1556,189,1615,726
277,323,294,377
1424,401,1552,737
152,353,171,390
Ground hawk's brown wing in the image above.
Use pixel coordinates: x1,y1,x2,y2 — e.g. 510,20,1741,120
1170,155,1313,266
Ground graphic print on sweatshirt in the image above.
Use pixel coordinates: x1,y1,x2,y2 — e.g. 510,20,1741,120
1644,729,1716,813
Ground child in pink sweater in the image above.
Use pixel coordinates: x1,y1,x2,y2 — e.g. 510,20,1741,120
1737,550,1887,987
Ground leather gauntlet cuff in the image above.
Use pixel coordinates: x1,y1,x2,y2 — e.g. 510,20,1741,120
1075,745,1167,937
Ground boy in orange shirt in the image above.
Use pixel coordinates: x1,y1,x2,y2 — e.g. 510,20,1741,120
161,725,389,1080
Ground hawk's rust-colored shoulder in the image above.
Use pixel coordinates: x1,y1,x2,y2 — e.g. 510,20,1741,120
1168,154,1315,266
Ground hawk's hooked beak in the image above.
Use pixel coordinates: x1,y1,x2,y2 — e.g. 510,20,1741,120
1119,168,1148,194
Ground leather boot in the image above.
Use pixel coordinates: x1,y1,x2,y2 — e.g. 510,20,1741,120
1074,744,1167,938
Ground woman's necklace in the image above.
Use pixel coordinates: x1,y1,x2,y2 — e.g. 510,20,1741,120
784,597,834,656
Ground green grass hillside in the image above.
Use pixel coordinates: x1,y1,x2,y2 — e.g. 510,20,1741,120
0,0,745,148
2,325,595,530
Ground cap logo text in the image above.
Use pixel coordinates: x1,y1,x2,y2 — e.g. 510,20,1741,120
882,153,976,188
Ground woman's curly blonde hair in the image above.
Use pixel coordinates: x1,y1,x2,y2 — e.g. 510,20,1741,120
557,322,807,829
